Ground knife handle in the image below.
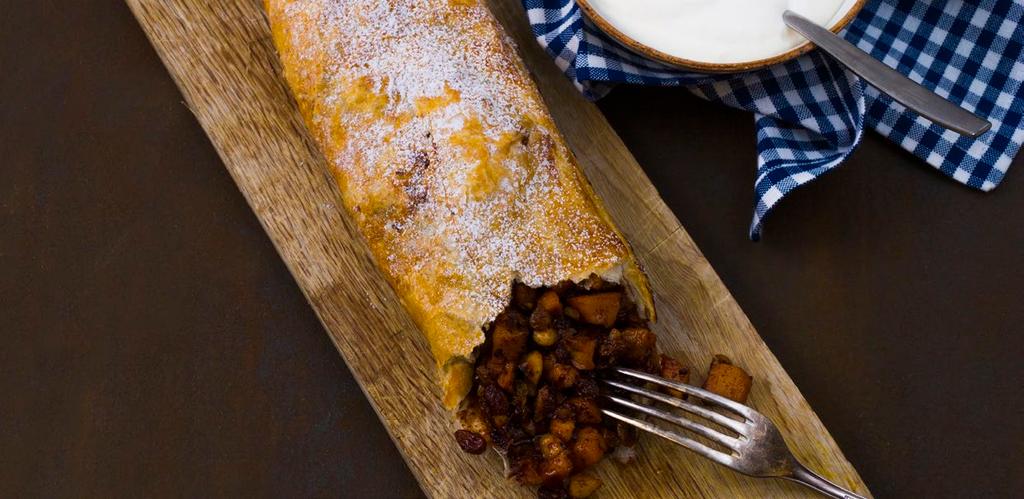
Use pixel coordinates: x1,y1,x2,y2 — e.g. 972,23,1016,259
783,10,991,138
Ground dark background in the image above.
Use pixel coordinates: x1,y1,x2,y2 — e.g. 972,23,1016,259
2,2,1021,498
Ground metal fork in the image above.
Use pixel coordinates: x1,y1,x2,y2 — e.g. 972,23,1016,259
601,368,867,499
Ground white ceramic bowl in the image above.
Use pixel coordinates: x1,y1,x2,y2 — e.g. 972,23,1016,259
577,0,867,73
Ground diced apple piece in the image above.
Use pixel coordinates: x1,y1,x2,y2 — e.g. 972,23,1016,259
702,354,752,403
491,311,528,361
567,397,602,425
564,334,597,370
567,292,621,327
621,327,657,365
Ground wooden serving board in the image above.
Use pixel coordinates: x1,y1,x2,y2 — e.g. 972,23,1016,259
126,1,871,497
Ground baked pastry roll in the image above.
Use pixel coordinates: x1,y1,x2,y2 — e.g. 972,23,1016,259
265,0,653,409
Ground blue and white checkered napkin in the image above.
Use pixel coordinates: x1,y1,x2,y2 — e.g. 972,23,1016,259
522,0,1024,239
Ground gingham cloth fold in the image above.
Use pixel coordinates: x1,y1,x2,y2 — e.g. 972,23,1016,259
523,0,1024,239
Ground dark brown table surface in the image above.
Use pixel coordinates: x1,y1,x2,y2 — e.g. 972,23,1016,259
3,2,1022,498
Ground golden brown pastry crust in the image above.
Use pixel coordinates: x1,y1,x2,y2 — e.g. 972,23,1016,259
266,0,653,407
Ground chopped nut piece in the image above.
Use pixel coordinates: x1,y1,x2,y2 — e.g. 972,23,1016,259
571,427,607,469
532,328,559,347
537,434,574,482
496,361,516,391
566,292,622,327
520,351,544,385
538,433,566,459
544,355,578,389
531,290,562,330
702,354,753,403
549,417,575,442
568,473,603,498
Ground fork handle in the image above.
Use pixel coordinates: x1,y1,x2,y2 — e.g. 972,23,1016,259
787,462,868,499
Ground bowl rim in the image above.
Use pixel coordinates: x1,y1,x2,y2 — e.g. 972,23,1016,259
576,0,868,73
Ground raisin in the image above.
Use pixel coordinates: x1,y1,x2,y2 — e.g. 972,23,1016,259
534,386,560,421
553,343,572,363
482,383,510,418
454,429,487,455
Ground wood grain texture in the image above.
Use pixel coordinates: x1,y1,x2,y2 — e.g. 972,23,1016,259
124,0,871,497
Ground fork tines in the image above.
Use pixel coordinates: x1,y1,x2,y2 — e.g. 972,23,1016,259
602,369,869,498
600,367,751,467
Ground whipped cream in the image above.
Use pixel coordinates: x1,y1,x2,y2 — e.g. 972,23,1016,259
587,0,852,64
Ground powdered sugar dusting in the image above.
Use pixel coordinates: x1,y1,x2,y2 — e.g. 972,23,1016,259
273,0,631,363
